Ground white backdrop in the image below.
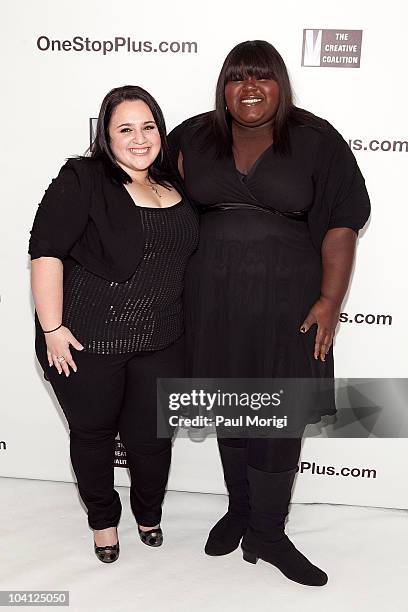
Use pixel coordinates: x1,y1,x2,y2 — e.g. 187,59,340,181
1,0,407,508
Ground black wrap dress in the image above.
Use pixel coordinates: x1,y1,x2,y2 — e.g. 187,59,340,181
168,113,370,426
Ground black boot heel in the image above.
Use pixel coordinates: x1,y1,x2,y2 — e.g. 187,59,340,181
138,526,163,547
242,550,258,564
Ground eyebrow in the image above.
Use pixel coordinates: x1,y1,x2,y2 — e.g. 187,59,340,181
116,120,156,128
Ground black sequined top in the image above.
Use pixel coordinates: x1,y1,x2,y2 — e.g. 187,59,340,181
62,198,198,354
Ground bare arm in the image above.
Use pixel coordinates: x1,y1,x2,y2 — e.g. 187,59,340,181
320,228,356,306
177,151,184,178
31,257,64,331
31,257,83,375
300,228,357,361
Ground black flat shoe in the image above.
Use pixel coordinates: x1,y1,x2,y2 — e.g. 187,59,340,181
94,541,120,563
138,526,163,547
94,528,120,563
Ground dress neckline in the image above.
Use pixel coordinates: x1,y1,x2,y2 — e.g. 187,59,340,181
231,142,275,181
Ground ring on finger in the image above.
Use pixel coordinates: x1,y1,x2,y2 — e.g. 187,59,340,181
56,356,66,363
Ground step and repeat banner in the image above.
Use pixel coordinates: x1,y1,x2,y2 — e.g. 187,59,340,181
1,0,407,508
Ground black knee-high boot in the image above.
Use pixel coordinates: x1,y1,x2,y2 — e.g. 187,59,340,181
205,442,250,556
241,465,328,586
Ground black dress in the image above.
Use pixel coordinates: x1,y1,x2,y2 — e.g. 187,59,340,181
168,114,370,426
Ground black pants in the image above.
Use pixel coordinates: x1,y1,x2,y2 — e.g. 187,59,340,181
35,333,184,530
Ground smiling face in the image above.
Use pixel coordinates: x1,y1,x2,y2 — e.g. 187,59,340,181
108,99,161,179
224,76,280,128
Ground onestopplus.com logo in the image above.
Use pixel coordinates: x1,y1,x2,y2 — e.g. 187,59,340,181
36,35,198,55
302,29,362,67
340,312,393,326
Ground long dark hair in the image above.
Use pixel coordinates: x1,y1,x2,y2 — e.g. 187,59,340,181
199,40,324,156
89,85,177,186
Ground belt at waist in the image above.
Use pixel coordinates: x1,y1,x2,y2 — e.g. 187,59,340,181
197,202,309,222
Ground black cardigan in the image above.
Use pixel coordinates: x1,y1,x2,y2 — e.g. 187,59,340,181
29,158,147,282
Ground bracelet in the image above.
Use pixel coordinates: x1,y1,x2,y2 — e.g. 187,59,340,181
43,323,62,334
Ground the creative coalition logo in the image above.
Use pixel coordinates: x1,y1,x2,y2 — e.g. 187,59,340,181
302,29,362,67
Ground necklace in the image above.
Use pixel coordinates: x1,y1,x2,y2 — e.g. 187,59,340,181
131,176,163,198
146,178,162,198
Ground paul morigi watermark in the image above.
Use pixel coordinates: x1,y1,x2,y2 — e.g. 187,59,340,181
167,388,287,430
157,378,335,438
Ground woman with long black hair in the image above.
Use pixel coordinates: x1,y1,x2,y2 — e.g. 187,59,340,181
169,40,370,586
30,85,198,562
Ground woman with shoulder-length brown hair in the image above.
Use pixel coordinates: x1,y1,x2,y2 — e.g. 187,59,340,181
169,40,370,586
30,85,198,563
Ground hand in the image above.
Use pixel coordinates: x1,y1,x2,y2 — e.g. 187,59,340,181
45,326,84,376
299,297,340,361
